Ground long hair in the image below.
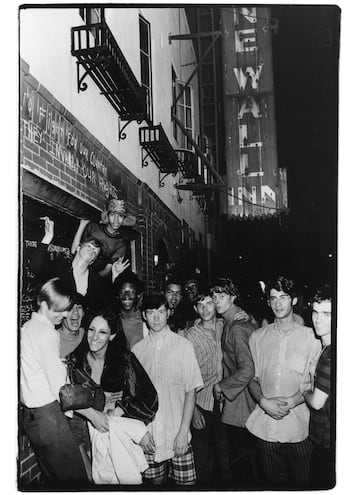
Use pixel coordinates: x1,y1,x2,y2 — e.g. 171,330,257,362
71,307,128,370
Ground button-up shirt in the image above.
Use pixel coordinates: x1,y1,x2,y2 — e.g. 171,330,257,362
132,325,203,462
246,322,321,443
181,318,223,412
21,312,67,408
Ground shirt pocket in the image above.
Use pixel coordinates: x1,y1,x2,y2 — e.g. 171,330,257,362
290,352,307,375
160,359,183,386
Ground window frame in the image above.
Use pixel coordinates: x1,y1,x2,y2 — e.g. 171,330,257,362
175,80,193,150
79,7,105,25
139,15,153,123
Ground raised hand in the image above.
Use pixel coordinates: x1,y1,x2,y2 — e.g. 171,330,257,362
39,216,54,243
111,257,130,281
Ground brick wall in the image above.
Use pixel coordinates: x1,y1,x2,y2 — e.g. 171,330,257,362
19,62,185,486
18,432,42,487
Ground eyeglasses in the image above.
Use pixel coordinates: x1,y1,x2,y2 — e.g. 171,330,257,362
269,295,291,304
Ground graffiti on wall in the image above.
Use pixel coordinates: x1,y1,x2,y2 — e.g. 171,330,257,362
22,81,119,200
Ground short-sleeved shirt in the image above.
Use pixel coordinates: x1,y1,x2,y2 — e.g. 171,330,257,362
246,322,321,443
82,222,137,266
132,326,203,462
310,345,331,449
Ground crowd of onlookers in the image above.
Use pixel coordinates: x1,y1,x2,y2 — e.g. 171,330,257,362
19,200,334,489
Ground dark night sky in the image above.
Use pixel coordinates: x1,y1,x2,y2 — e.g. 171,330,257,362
271,5,339,268
219,5,339,289
272,5,339,226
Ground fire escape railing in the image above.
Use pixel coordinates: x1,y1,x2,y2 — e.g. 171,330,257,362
175,149,200,180
139,124,180,185
71,22,148,122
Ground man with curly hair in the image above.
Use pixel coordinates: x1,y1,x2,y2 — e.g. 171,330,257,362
246,276,321,487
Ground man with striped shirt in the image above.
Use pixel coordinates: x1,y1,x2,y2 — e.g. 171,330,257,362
180,291,231,487
303,285,334,488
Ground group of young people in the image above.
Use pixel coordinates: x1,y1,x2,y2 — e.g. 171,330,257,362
20,200,334,489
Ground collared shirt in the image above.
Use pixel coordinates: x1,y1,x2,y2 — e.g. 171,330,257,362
21,312,67,408
132,325,203,462
246,322,321,443
181,318,223,412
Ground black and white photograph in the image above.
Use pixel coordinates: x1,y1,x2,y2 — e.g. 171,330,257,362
15,2,344,491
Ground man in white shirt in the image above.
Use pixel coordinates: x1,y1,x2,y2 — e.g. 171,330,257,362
20,277,88,487
246,275,321,487
133,293,203,486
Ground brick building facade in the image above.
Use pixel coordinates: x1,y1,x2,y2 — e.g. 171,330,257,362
19,6,213,485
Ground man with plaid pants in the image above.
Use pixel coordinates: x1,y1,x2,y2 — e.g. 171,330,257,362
133,293,203,486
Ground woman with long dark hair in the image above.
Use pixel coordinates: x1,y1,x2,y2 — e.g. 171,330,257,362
67,307,158,483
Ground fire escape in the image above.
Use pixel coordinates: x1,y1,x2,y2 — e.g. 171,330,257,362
169,8,226,215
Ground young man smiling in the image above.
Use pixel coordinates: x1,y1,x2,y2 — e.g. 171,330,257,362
113,270,147,349
246,276,321,488
132,294,203,487
58,293,86,358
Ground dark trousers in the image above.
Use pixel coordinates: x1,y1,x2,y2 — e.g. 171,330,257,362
257,437,313,488
191,404,232,487
309,443,335,489
225,424,260,486
21,401,89,488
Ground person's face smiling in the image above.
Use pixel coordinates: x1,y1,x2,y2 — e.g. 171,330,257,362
62,303,84,333
212,291,235,315
78,241,100,265
268,289,296,319
87,315,114,356
119,283,137,312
